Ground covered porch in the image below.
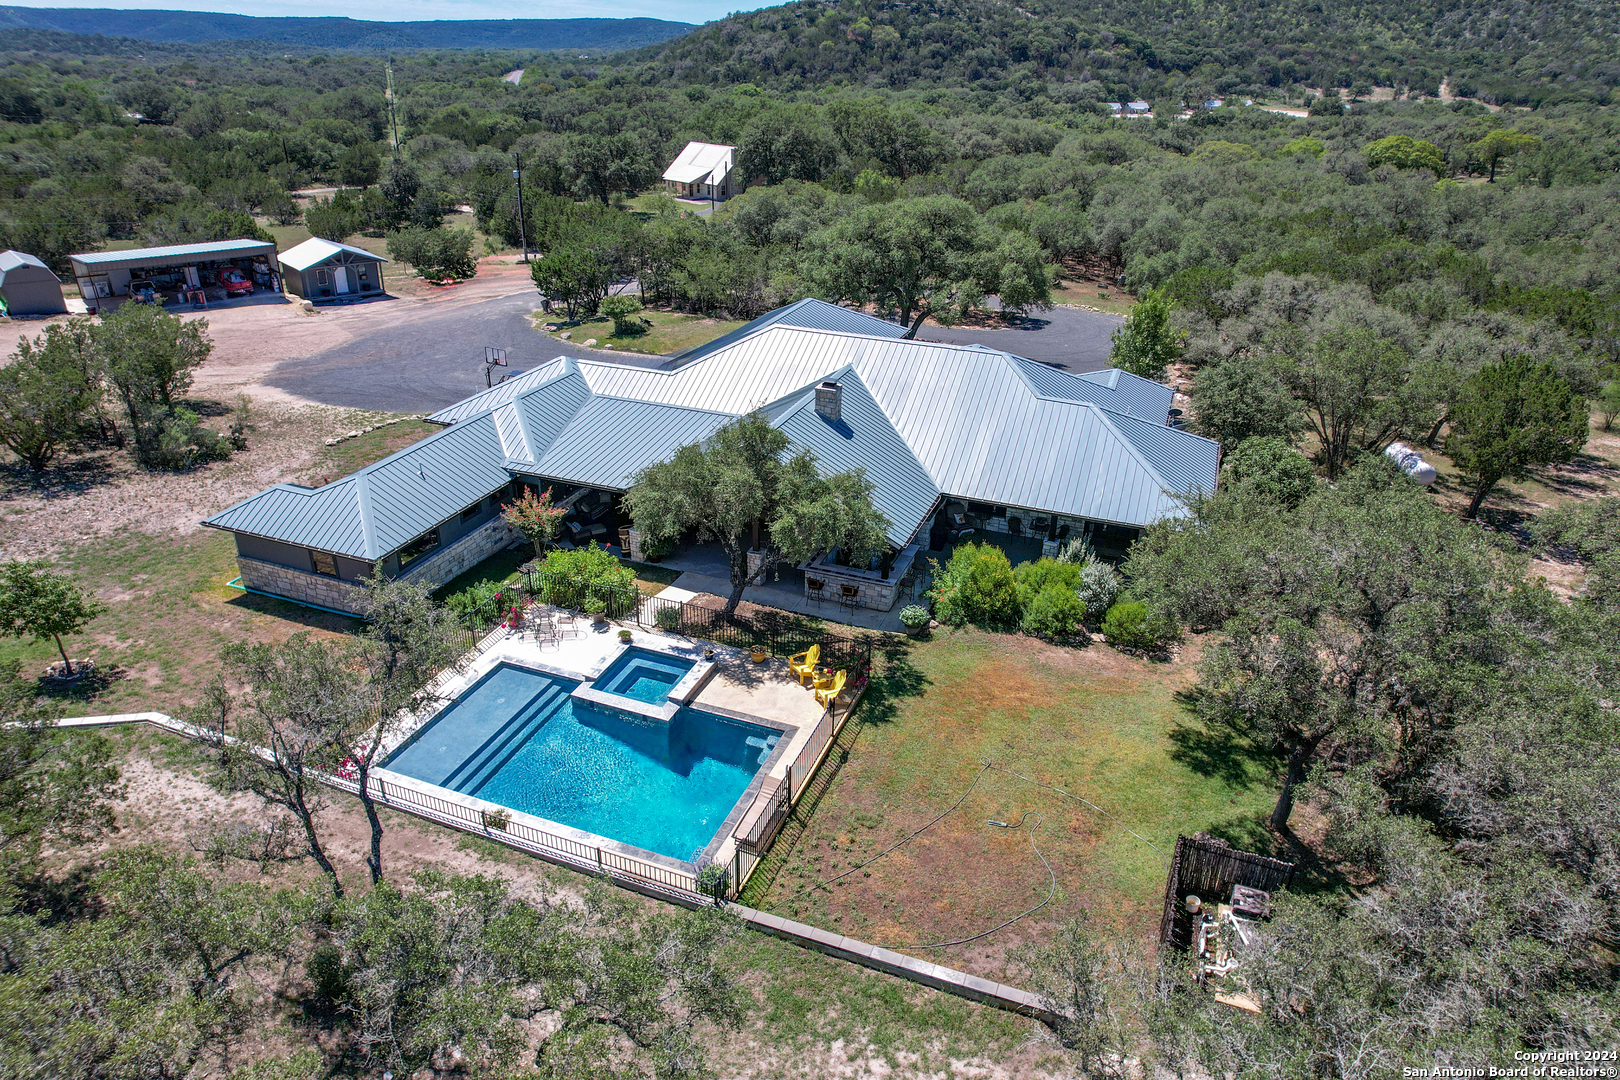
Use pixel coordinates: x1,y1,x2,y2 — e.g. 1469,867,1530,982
645,541,919,633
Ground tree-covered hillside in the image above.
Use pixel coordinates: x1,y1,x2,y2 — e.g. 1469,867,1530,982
629,0,1620,106
0,8,693,51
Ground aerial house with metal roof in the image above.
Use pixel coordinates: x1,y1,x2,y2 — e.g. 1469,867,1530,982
662,141,737,202
203,299,1218,617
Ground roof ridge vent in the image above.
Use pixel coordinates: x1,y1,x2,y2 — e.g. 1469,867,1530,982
815,380,842,423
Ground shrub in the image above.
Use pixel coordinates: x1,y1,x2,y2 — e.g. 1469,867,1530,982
481,808,510,831
1077,559,1122,618
305,943,350,1006
600,294,644,336
1013,557,1081,595
1020,585,1087,639
539,544,635,610
446,580,512,629
929,542,1020,628
1100,601,1178,652
152,406,233,469
898,604,931,629
1224,435,1315,508
654,605,682,630
385,225,477,280
695,861,730,903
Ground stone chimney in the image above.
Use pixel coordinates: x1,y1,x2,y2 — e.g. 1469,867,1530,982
814,380,842,422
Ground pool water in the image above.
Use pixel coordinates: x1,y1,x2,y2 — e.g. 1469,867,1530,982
384,663,779,862
594,647,697,704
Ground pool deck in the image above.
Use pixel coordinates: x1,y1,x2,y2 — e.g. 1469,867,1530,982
380,614,834,878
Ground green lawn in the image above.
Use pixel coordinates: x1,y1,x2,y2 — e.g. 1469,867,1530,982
742,630,1277,980
536,309,746,356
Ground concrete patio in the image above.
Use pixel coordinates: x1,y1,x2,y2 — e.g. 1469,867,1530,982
647,533,1054,633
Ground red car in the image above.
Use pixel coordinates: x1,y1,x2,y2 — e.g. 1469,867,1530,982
215,267,253,297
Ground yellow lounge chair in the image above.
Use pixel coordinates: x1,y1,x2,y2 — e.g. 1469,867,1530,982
814,669,846,708
789,643,820,686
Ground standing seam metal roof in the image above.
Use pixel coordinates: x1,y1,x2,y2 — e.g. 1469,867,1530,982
664,297,909,368
204,412,515,560
207,304,1217,556
279,237,390,272
70,238,278,268
771,368,940,547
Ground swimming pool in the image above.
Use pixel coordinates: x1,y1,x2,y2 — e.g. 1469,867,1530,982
384,663,780,862
594,647,696,704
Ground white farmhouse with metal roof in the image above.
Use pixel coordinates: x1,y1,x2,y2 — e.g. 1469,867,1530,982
204,299,1217,616
662,141,736,201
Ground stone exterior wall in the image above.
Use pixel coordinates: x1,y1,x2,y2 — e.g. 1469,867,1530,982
237,516,522,615
237,556,368,614
398,516,522,590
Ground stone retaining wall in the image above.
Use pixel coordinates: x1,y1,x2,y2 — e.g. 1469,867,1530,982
399,516,522,590
237,556,367,613
237,517,522,614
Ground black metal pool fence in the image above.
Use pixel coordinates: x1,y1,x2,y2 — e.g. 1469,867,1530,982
456,567,877,681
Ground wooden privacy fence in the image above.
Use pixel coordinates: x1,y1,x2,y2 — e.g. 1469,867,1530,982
1158,835,1296,950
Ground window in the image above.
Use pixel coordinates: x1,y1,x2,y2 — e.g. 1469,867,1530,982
311,551,338,577
459,501,482,522
397,529,440,567
316,269,329,286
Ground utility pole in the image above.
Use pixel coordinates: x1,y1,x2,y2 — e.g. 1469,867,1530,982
384,60,401,155
512,152,529,263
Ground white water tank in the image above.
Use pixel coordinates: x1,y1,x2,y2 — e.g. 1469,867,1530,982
1385,441,1438,486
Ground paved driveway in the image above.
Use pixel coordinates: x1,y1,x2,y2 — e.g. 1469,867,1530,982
915,304,1122,372
266,292,666,413
263,291,1122,414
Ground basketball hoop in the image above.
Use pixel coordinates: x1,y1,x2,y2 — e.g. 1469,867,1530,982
484,347,508,386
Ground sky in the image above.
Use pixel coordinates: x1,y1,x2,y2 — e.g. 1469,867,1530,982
0,0,755,22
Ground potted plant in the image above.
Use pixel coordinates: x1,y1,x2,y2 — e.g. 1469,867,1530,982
618,628,633,643
899,605,932,638
584,596,608,626
750,644,768,663
703,646,716,660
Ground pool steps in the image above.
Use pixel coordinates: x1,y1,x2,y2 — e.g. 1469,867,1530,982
745,733,781,765
439,683,571,794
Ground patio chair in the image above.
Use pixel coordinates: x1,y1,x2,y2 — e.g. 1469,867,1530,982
805,576,826,610
788,643,820,686
525,607,555,642
839,583,861,615
814,669,847,709
897,566,918,604
555,608,579,638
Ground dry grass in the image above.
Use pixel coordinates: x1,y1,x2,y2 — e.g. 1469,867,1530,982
744,630,1277,985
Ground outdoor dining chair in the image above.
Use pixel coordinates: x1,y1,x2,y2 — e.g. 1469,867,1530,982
805,576,826,610
839,584,860,615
